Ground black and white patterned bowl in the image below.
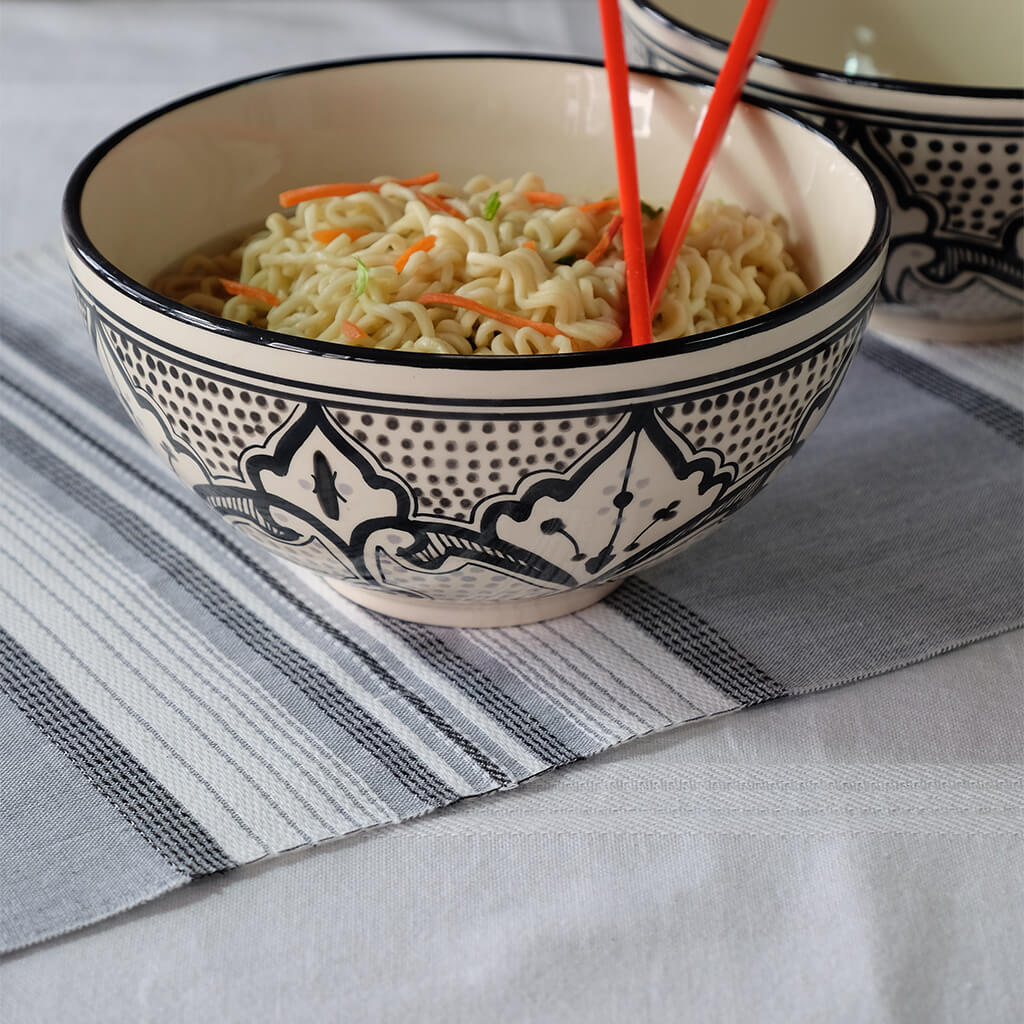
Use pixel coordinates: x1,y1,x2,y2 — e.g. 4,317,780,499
622,0,1024,342
63,55,888,627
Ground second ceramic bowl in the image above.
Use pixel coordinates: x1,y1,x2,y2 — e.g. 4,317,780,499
622,0,1024,341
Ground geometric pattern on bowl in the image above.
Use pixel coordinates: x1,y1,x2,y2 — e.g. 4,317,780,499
78,279,873,606
62,55,892,623
624,14,1024,330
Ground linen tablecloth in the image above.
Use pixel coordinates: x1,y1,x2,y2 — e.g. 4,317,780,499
2,3,1022,1021
5,239,1018,951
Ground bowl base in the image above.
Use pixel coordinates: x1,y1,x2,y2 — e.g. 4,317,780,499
871,309,1023,344
324,579,623,628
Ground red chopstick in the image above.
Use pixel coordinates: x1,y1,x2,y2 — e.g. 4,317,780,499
598,0,652,348
646,0,777,315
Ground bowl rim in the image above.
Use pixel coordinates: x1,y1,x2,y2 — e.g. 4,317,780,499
629,0,1024,100
63,51,890,372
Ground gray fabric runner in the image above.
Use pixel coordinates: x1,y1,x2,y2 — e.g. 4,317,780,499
1,245,1021,953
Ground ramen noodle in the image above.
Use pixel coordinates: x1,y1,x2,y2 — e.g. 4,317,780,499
153,172,809,355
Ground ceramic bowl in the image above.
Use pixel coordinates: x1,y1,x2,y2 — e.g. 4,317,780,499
63,55,888,628
621,0,1024,341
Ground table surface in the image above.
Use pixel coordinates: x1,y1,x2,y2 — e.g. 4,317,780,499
1,4,1022,1022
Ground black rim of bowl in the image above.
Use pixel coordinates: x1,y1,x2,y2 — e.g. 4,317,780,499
63,52,891,372
633,0,1024,99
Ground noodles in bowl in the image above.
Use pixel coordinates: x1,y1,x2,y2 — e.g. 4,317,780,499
153,172,809,355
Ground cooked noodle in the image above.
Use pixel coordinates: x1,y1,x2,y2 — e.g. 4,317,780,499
153,172,809,355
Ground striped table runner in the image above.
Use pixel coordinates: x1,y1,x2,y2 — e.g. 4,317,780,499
2,246,1021,952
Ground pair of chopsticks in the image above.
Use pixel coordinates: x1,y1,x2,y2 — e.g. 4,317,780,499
597,0,776,346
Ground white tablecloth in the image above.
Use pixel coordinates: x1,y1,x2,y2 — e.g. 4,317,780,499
1,4,1021,1021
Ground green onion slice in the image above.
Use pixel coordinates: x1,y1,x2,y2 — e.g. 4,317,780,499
353,257,369,297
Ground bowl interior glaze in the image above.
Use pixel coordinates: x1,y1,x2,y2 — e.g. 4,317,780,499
76,55,878,327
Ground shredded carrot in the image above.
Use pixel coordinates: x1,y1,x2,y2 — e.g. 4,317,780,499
579,199,620,215
520,240,537,250
279,172,440,207
219,278,280,306
523,191,565,206
395,172,441,187
416,191,466,220
341,321,368,340
394,235,437,272
418,292,569,340
280,183,373,206
312,227,369,245
583,214,624,265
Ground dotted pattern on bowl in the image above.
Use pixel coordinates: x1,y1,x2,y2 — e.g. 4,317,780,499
830,123,1023,238
82,263,872,604
107,328,854,523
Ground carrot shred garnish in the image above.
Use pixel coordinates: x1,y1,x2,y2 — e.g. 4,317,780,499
312,227,369,245
418,292,568,339
416,191,466,220
520,240,537,250
394,235,437,272
523,191,565,206
579,199,620,214
219,279,280,306
396,171,441,187
341,321,368,340
583,213,624,265
280,183,379,205
279,172,440,207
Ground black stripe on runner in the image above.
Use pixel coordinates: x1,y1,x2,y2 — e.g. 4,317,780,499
1,411,458,808
861,337,1024,447
0,343,514,792
609,578,785,705
0,626,233,877
385,618,581,766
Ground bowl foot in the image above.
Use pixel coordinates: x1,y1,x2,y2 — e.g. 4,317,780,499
323,579,623,628
871,309,1023,344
